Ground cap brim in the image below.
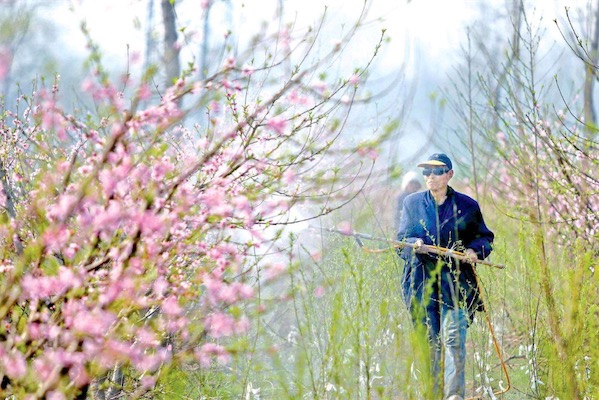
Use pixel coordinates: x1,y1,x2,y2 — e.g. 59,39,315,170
417,160,447,168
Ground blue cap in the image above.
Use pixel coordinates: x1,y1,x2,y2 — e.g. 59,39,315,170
417,153,452,170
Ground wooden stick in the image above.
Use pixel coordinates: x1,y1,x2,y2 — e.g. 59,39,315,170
310,226,506,269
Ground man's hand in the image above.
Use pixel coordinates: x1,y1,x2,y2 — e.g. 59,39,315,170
464,249,478,264
414,239,424,251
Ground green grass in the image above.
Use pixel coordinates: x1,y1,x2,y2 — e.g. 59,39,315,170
160,213,598,399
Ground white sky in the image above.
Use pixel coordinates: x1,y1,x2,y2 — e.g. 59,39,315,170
53,0,585,80
46,0,590,167
51,1,482,72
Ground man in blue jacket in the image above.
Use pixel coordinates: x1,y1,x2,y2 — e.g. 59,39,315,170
397,153,494,400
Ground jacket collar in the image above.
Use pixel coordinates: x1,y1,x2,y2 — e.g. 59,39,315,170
425,186,455,207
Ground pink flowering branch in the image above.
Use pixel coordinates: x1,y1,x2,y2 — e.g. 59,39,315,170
0,2,397,397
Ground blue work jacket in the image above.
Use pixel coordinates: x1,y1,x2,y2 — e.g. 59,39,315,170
396,186,494,320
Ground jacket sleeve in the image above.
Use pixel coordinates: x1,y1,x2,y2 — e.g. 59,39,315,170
397,198,417,242
396,199,417,260
396,196,434,263
465,206,494,260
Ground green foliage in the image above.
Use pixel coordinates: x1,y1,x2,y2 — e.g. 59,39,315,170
472,206,599,399
259,239,412,399
158,205,598,399
153,365,235,399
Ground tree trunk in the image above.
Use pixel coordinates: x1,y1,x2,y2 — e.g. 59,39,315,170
161,0,180,85
144,0,155,72
199,1,212,80
583,0,599,137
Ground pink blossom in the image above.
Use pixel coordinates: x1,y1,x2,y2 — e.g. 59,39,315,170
162,295,183,316
204,312,237,338
166,316,189,335
282,169,296,184
0,47,11,80
196,343,231,367
137,84,152,101
0,21,413,391
151,158,174,180
202,274,224,305
136,211,166,235
98,170,117,196
357,146,378,160
224,57,235,69
77,164,93,176
21,275,64,300
132,348,170,372
81,339,102,359
47,325,61,341
337,220,352,235
287,90,311,106
57,161,71,173
1,351,27,379
233,282,254,300
129,257,144,275
0,259,14,274
195,350,211,368
312,79,327,92
0,181,6,208
58,266,81,290
63,242,80,259
42,224,70,252
136,328,159,346
209,100,221,113
153,276,169,296
92,200,124,231
33,357,54,383
130,51,141,64
266,116,287,135
68,363,90,387
232,195,251,215
212,283,237,304
191,82,203,94
97,340,133,368
265,263,287,281
141,375,157,389
98,281,122,306
41,108,67,140
235,316,250,334
70,308,116,337
348,73,360,85
28,323,44,340
80,77,96,93
46,392,66,400
314,286,325,298
242,64,255,76
211,281,254,304
46,193,78,221
201,188,233,217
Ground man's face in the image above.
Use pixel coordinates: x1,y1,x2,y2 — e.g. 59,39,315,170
423,166,453,192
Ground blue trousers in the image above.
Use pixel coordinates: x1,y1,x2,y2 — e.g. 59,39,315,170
414,301,468,399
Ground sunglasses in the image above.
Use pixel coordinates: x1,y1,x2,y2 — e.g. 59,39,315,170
422,167,449,176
